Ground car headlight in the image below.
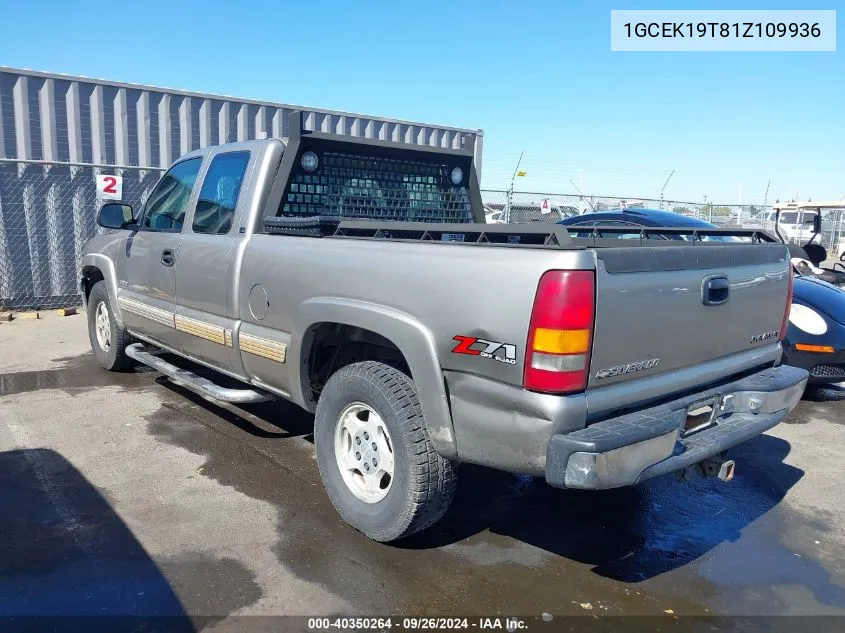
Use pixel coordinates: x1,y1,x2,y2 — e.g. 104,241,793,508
450,166,464,185
301,151,319,173
788,303,828,335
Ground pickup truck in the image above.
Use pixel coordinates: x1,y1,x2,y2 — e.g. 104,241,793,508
81,112,808,542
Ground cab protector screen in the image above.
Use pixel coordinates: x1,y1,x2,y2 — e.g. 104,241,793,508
279,151,473,223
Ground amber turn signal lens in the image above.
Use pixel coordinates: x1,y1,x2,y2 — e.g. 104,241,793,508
532,328,591,354
794,343,834,353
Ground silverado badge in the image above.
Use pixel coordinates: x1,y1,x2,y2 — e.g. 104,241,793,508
595,358,660,379
750,330,778,343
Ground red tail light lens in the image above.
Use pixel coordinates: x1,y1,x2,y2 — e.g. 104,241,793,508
524,270,596,393
779,264,794,341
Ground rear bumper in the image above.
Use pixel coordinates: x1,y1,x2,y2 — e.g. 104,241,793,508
545,364,808,489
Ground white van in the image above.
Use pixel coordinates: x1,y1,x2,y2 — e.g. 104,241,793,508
758,209,831,241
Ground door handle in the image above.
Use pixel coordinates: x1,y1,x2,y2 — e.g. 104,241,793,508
161,249,175,267
702,275,730,306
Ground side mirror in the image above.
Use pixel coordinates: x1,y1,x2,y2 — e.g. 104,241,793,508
812,214,822,234
97,203,134,230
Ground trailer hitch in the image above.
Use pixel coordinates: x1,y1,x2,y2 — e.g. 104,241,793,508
678,451,736,483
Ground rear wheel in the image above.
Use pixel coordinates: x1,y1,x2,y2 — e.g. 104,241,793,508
314,361,457,542
87,281,134,371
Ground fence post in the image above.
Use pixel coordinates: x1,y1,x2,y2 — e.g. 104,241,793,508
505,184,512,224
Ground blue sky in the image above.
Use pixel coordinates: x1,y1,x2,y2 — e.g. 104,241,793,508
0,0,841,204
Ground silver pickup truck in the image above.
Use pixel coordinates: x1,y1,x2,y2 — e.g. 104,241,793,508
81,112,808,542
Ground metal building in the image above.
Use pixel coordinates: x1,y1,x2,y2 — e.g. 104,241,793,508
0,66,482,309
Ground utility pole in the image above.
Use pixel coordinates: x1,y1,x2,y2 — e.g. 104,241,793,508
505,151,524,224
659,169,675,210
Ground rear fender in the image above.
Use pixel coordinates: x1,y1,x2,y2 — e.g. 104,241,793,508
296,297,457,458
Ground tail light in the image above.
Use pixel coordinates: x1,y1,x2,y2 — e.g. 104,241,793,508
778,264,794,341
524,270,596,393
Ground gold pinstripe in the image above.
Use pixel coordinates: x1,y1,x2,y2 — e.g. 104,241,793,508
239,333,287,363
174,314,226,346
117,296,175,328
117,297,285,362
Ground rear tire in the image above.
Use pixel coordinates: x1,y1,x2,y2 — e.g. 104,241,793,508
87,281,134,372
314,361,457,542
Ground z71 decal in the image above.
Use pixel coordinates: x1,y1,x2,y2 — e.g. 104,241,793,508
452,336,517,365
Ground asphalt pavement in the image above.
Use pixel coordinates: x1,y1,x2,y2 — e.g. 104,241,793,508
1,312,844,630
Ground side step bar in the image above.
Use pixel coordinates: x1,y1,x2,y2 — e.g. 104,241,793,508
126,343,273,404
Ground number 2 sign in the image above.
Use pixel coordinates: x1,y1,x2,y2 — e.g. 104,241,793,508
96,174,123,200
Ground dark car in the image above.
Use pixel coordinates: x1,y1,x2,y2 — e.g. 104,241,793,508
560,209,845,385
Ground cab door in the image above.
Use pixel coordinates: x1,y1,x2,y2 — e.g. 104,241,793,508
116,157,203,349
174,150,253,375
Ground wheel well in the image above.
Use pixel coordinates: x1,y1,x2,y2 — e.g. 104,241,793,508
80,266,105,304
304,323,410,401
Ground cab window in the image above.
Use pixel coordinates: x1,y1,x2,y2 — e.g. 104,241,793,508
192,151,251,235
141,158,203,232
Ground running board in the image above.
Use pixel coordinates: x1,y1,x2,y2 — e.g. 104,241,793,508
126,343,273,404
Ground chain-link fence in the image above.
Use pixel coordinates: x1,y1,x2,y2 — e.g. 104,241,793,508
0,159,162,310
480,189,845,258
2,163,844,311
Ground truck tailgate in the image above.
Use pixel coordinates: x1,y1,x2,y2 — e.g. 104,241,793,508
588,244,790,388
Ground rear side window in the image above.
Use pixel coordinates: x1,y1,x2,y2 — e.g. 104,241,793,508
192,152,251,235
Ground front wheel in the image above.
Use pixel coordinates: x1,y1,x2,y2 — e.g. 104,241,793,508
314,361,457,542
87,281,134,371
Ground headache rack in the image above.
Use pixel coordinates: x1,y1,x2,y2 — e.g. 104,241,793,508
260,110,486,226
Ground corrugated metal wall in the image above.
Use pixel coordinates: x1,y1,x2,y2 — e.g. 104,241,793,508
0,67,482,309
0,67,482,168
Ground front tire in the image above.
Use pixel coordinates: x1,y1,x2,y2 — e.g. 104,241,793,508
314,361,457,542
87,281,134,371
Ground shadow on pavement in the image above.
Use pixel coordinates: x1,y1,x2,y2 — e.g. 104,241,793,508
401,434,805,582
138,359,815,592
0,448,194,632
802,382,845,403
154,374,316,442
144,367,845,612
